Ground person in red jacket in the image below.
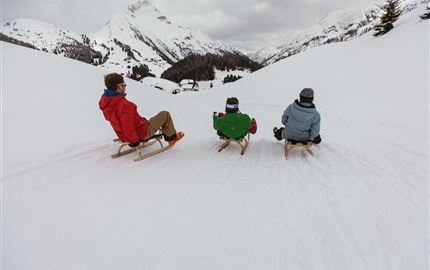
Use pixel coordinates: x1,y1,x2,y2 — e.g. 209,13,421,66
99,73,184,147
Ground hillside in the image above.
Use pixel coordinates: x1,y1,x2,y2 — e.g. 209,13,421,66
2,4,428,270
255,0,429,65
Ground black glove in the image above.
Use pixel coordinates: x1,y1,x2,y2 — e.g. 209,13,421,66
129,141,140,147
311,135,322,144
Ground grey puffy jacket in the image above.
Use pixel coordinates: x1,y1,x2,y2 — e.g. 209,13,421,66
281,100,321,141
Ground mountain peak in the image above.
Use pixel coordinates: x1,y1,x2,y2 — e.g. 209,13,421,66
4,18,59,31
127,0,160,15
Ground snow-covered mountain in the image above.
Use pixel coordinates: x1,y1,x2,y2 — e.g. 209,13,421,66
0,0,241,76
3,3,428,270
0,19,104,66
246,46,278,64
259,0,428,65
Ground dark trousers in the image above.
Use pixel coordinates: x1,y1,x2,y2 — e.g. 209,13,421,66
273,127,321,144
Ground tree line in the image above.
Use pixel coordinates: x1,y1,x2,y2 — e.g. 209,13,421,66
223,74,242,84
161,53,263,83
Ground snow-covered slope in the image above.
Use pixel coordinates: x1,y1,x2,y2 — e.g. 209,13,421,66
0,0,240,76
261,0,429,65
1,19,84,49
0,19,103,65
2,4,428,270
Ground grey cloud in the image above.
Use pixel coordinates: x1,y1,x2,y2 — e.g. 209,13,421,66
161,0,378,44
3,0,381,50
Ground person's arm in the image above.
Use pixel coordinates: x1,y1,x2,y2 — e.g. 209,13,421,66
281,107,290,126
213,112,218,129
310,112,321,139
248,117,257,134
119,104,139,143
213,112,224,130
236,114,253,136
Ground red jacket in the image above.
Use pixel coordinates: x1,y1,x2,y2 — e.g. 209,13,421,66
99,91,148,143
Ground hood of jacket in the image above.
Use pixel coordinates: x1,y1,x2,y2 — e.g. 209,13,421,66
290,100,317,122
99,89,125,116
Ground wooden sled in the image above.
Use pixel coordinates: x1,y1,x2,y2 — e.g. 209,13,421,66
284,140,313,159
218,133,250,155
111,132,172,161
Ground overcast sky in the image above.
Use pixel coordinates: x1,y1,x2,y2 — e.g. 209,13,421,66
3,0,380,52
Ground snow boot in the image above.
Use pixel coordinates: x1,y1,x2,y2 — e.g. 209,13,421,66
168,131,185,146
273,127,283,141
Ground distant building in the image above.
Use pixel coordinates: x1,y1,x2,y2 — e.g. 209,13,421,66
179,79,199,91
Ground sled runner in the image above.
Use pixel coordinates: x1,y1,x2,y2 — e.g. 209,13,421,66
111,132,172,161
218,133,250,155
284,140,313,159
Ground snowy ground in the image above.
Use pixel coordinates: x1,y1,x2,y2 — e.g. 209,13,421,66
198,69,253,91
2,6,429,270
140,69,253,94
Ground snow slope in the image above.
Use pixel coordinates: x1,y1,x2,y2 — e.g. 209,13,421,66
2,6,428,270
260,0,429,65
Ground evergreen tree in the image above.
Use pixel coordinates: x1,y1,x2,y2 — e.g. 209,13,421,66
161,53,262,83
420,7,430,20
223,74,242,84
129,64,154,81
374,0,401,37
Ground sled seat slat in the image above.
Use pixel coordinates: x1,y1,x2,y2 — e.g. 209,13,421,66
218,133,250,155
284,140,313,159
111,131,167,161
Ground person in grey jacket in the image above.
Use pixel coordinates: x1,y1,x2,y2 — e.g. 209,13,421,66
273,88,321,144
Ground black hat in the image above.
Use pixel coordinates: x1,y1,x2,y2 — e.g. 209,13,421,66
225,97,239,113
299,88,314,103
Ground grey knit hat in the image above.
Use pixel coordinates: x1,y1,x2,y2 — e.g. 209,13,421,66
299,88,314,102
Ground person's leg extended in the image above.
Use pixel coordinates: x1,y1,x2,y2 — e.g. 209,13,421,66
146,111,177,141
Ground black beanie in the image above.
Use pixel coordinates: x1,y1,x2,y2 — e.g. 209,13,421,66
225,97,239,113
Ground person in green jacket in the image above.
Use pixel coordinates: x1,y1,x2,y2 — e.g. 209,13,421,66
213,97,257,139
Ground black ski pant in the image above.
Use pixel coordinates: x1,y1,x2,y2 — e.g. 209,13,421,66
273,127,321,144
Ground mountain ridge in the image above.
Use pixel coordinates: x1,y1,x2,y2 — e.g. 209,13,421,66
251,0,428,65
0,0,242,77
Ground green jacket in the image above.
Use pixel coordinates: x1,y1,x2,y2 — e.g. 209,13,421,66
213,112,251,139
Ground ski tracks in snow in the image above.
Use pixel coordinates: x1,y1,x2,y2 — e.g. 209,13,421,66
4,110,428,270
